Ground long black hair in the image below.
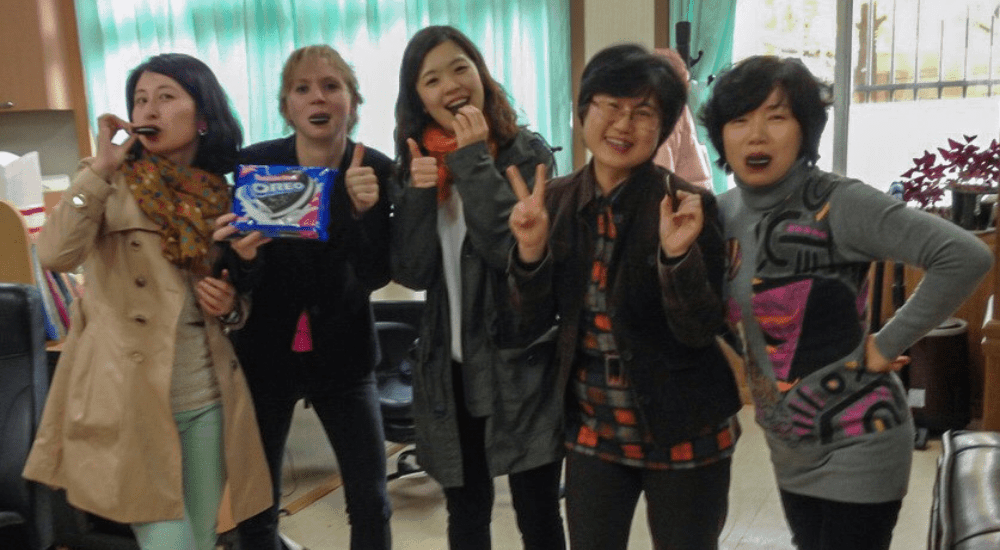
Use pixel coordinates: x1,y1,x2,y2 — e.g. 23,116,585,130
125,53,243,175
394,25,519,181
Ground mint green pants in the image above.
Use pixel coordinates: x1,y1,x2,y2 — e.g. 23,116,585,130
131,402,225,550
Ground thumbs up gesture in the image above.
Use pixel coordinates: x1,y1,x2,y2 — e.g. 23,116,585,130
345,143,379,215
659,190,703,259
407,138,438,189
507,163,549,264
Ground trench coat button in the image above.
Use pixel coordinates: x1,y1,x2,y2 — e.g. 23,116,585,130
71,194,87,208
134,276,147,287
622,350,633,361
133,314,148,324
130,351,144,363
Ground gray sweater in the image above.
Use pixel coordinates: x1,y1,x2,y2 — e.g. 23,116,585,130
718,160,992,502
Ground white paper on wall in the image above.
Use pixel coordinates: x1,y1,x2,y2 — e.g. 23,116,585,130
0,151,45,234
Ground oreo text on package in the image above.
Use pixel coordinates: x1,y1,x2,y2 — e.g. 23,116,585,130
232,165,336,241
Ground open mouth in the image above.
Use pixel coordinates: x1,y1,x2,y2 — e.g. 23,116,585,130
445,98,470,115
308,114,331,125
605,138,632,154
132,126,160,136
746,154,771,168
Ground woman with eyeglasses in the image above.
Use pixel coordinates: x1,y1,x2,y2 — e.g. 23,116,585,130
507,43,742,549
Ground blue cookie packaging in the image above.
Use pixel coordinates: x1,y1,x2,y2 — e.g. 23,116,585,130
232,164,337,241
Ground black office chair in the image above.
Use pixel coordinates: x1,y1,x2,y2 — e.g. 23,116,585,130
0,283,53,550
372,300,424,481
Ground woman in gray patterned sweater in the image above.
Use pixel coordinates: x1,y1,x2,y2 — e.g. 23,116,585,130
694,55,992,550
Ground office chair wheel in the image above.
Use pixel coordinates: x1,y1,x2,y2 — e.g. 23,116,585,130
388,449,422,481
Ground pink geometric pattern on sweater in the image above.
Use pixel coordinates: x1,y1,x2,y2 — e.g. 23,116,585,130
751,279,813,381
840,386,893,437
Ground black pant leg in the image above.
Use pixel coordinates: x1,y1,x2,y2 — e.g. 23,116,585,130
780,489,902,550
309,371,392,550
508,459,567,550
236,355,299,550
442,363,494,550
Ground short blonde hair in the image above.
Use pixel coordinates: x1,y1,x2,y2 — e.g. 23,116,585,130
278,45,363,132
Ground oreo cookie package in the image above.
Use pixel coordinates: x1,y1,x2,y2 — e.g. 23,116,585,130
232,164,336,241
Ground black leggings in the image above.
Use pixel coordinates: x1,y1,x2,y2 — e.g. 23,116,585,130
443,365,566,550
779,489,902,550
565,450,731,550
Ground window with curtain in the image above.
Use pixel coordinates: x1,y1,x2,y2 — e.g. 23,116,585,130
73,0,572,173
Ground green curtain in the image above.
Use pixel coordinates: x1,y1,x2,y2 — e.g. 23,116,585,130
670,0,737,193
73,0,572,174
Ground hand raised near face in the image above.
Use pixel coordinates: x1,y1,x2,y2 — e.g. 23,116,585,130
90,114,138,182
453,105,490,150
345,143,379,216
659,189,703,259
407,138,438,189
212,213,271,262
506,163,549,264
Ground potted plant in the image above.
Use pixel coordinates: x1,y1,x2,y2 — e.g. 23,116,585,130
899,134,1000,230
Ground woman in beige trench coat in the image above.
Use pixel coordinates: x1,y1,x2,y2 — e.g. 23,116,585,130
22,53,271,550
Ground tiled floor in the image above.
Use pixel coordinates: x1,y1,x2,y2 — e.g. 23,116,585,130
273,404,941,549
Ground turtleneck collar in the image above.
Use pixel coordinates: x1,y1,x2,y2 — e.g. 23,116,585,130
733,158,812,212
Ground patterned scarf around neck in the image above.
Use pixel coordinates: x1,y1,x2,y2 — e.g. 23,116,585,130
122,153,229,272
421,124,499,204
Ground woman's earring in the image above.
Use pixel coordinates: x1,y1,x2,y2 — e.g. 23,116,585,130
197,122,208,136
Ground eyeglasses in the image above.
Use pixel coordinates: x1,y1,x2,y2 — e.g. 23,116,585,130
589,98,661,133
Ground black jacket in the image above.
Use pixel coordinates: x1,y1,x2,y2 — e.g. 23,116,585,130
510,160,742,449
391,130,563,487
229,135,393,380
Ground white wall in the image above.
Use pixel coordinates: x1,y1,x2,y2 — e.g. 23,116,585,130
584,0,657,60
0,110,81,178
845,97,1000,192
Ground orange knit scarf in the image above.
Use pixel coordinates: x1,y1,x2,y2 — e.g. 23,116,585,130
420,124,499,204
421,125,459,204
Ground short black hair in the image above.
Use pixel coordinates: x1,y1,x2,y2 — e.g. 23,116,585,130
701,55,832,172
577,43,687,148
125,53,243,175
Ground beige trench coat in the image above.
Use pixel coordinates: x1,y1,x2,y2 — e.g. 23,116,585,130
23,160,272,524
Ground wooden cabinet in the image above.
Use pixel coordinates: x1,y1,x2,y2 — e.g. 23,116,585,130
875,229,996,420
0,0,91,159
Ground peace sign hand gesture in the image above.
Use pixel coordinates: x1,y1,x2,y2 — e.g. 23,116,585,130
659,190,703,259
507,163,549,264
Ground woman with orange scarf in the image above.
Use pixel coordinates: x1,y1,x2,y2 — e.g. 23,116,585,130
391,25,566,550
23,53,271,550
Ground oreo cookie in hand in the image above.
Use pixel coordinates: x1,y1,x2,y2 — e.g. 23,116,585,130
231,164,336,241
